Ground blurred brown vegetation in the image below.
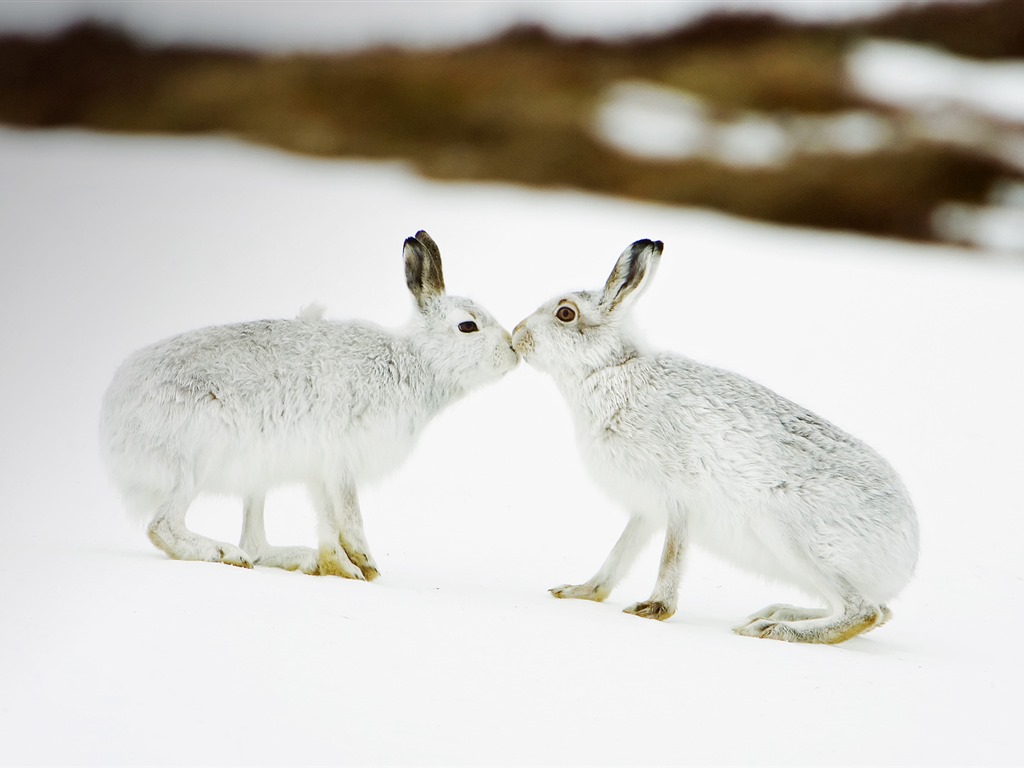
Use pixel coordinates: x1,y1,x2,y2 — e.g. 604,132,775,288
1,0,1022,244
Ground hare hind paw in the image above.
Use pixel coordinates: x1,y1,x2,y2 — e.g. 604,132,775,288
736,604,829,627
148,526,253,569
734,619,801,642
217,546,255,569
734,610,882,644
874,605,893,628
623,600,675,621
253,546,319,574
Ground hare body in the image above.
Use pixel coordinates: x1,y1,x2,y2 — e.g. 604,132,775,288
101,231,518,578
513,240,918,643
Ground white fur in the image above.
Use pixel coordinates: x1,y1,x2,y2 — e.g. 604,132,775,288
513,239,918,643
100,231,518,579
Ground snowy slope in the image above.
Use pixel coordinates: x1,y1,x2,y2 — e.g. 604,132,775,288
1,128,1022,766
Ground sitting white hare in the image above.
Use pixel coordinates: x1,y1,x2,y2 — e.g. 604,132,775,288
101,231,518,579
512,239,918,643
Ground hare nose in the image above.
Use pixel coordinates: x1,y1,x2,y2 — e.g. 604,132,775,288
511,323,532,356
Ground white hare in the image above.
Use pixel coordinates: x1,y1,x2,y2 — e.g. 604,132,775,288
100,231,518,579
512,239,918,643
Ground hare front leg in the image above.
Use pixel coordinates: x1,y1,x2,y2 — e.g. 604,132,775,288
624,513,686,621
240,495,318,573
334,483,380,581
550,513,656,602
312,481,379,581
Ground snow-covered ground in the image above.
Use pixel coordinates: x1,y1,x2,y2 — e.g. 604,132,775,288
1,127,1023,766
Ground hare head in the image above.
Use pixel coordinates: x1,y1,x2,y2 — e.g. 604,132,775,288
405,230,519,390
512,238,663,377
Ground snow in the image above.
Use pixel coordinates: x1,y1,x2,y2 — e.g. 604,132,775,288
847,39,1024,125
594,81,711,161
1,127,1023,765
594,81,896,167
933,200,1024,254
710,115,792,168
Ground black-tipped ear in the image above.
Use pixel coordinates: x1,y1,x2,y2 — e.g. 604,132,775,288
599,239,663,314
404,230,446,310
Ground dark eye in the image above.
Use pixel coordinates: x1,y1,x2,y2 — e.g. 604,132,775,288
555,306,576,323
458,320,479,333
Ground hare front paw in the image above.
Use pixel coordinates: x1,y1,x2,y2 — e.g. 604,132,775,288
549,583,609,602
344,551,380,582
623,600,675,621
316,547,366,580
358,564,381,582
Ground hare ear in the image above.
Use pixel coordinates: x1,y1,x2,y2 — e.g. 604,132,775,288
404,230,446,310
599,239,663,314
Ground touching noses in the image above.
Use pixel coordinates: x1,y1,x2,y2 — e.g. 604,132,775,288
512,320,532,356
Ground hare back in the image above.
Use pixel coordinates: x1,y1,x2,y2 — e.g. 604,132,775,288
572,353,918,602
100,319,438,498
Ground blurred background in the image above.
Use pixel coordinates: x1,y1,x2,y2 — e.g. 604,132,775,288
1,0,1023,255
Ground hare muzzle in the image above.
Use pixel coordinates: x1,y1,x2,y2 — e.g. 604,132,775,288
512,322,534,358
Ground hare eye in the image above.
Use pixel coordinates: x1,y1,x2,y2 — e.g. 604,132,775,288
555,306,576,323
458,321,479,333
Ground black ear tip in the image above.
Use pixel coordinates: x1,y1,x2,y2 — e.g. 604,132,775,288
414,229,430,241
629,238,663,255
404,236,421,250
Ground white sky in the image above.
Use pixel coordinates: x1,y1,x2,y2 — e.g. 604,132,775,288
0,0,952,52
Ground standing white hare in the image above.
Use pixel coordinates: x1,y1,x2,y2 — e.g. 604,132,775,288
101,231,518,579
512,239,918,643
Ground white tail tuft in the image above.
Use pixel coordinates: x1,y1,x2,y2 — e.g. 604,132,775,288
297,302,326,321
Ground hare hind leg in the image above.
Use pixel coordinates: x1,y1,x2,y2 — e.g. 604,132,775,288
734,588,886,644
741,604,891,628
734,607,884,644
146,486,253,569
240,495,318,574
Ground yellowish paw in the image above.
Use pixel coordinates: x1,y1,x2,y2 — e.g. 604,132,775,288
316,548,365,580
623,600,675,621
549,583,608,602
